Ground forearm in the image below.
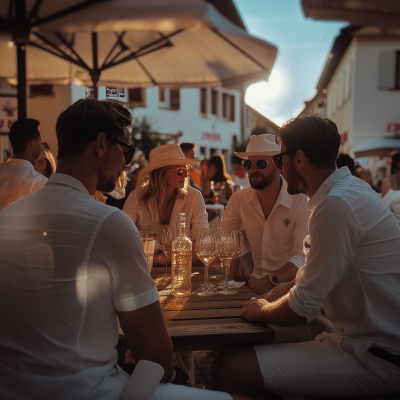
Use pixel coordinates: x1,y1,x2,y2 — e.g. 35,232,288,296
273,262,298,283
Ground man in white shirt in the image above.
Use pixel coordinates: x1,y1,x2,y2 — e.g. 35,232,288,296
0,118,47,211
0,99,234,400
220,134,310,296
213,115,400,398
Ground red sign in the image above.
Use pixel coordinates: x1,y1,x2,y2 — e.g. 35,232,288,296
340,131,348,144
387,123,400,133
201,132,221,142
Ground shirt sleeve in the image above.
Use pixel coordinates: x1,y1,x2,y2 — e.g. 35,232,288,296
288,196,363,322
90,211,159,312
190,191,209,240
287,196,311,269
220,193,242,230
122,190,138,225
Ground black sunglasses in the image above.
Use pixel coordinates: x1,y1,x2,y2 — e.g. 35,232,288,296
242,159,272,170
106,136,135,165
273,151,291,170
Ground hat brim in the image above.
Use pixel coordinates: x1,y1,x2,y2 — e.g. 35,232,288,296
141,158,201,176
234,151,281,160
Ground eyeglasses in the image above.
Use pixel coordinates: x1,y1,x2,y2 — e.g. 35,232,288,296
272,152,291,171
168,165,191,177
242,159,272,170
106,136,135,165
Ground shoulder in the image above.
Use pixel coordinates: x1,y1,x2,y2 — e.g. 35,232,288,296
230,185,252,202
188,186,202,199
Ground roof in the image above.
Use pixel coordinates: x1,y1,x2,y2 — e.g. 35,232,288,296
247,104,279,131
204,0,247,31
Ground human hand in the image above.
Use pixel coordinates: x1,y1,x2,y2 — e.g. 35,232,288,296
264,279,295,302
241,297,269,322
247,276,272,295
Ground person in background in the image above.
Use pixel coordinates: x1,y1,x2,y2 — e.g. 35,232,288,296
232,162,250,188
179,142,202,191
220,134,310,297
41,141,50,150
0,118,47,211
336,153,356,175
202,154,234,204
355,166,372,186
33,146,57,178
381,152,400,197
213,115,400,399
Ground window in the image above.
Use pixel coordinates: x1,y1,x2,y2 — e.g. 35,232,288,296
211,90,218,116
345,60,351,100
159,88,166,102
397,51,400,89
170,89,180,110
378,50,400,89
128,88,146,106
230,95,235,122
200,88,207,114
210,147,219,156
200,146,207,157
29,85,53,97
338,70,344,107
222,93,235,121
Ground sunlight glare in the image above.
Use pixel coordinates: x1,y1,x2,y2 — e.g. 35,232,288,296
245,70,283,103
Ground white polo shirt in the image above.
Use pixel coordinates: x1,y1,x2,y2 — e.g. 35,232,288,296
0,173,159,400
220,177,310,277
0,157,47,211
289,167,400,356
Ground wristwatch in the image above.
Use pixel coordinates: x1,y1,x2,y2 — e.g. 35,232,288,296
266,273,279,287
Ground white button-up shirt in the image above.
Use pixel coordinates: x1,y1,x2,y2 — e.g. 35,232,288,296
123,186,208,239
289,167,400,356
0,158,47,211
220,178,310,277
0,173,159,400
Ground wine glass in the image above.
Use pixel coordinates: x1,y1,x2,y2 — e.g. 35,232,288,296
195,229,217,296
216,228,238,295
157,224,175,280
141,237,155,273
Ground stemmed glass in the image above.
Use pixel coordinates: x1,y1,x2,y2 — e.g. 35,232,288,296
195,229,217,296
157,224,175,280
216,228,238,295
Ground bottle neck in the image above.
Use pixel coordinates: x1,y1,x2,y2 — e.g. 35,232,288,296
178,222,186,238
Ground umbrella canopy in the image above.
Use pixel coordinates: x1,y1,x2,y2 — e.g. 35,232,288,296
353,137,400,158
302,0,400,29
0,0,277,117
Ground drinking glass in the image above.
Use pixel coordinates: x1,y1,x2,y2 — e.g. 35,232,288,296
141,237,155,273
157,224,175,280
216,228,238,295
195,229,217,296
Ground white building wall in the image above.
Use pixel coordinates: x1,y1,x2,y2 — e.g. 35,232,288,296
352,38,400,150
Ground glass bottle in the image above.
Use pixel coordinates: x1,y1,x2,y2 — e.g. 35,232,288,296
171,213,192,297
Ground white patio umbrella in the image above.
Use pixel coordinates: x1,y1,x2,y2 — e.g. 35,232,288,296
353,137,400,158
0,0,277,118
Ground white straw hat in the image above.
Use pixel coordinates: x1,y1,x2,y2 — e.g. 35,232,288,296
234,134,281,159
141,144,200,176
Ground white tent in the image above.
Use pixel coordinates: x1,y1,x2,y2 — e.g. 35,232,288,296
353,137,400,158
0,0,277,117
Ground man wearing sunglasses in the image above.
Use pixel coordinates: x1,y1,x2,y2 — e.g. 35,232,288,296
220,134,310,297
213,116,400,399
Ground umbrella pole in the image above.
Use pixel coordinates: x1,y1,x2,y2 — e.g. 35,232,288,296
16,43,27,119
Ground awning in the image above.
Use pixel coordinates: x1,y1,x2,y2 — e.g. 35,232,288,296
353,137,400,158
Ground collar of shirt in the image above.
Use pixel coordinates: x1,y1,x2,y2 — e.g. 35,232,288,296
7,158,34,170
245,176,292,211
47,173,90,195
307,167,351,212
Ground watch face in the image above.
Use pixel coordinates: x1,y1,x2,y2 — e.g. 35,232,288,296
272,275,279,285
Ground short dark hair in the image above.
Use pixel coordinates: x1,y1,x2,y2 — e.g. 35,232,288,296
276,115,341,169
336,153,355,175
56,99,132,159
9,118,40,154
179,142,196,153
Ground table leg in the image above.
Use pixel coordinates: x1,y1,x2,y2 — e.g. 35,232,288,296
188,351,196,387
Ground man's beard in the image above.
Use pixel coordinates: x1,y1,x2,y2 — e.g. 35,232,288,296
285,161,307,195
249,168,275,190
96,164,117,193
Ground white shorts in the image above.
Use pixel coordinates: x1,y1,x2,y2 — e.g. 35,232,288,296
255,322,400,398
151,384,232,400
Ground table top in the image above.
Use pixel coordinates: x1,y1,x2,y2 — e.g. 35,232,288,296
146,263,274,352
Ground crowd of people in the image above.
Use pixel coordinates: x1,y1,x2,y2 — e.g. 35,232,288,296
0,98,399,400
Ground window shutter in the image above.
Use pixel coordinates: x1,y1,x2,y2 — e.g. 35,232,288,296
230,95,235,122
170,89,180,110
128,88,142,103
378,51,396,89
200,88,207,114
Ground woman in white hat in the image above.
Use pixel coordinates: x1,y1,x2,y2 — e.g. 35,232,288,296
123,144,209,264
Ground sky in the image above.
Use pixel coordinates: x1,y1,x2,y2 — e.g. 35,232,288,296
233,0,347,126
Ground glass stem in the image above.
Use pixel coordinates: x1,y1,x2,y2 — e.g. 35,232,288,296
204,263,209,289
224,260,230,289
164,251,169,276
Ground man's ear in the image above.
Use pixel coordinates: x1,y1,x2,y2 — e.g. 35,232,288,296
95,132,107,159
296,150,307,171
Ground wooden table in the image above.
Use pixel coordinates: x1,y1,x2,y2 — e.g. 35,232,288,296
119,263,274,386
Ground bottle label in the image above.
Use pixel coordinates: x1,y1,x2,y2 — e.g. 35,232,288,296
171,250,192,297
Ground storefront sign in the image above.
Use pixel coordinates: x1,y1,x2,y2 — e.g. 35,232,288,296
201,132,221,142
106,87,125,99
0,97,17,133
387,123,400,134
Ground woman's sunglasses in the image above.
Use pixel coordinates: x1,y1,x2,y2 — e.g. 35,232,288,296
169,165,191,177
242,159,272,170
106,135,135,165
